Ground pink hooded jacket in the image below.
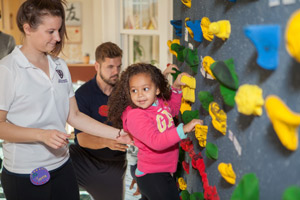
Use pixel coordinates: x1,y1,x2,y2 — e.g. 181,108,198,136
122,89,186,176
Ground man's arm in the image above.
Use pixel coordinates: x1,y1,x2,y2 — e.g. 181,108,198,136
77,131,128,151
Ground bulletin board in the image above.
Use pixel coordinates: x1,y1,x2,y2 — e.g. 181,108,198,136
173,0,300,199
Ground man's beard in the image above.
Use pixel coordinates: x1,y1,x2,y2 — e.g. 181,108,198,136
99,71,118,86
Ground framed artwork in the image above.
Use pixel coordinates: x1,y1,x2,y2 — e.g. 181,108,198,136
66,26,82,43
0,0,3,29
65,2,82,26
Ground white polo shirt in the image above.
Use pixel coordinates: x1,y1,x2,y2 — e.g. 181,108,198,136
0,46,74,174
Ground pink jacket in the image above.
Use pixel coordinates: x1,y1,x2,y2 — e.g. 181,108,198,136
122,89,185,176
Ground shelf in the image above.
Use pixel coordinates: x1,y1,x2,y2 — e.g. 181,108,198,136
68,64,96,83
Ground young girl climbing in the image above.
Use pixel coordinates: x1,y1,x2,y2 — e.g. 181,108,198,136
108,63,203,200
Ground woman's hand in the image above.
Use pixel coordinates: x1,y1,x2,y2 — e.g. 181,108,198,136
39,129,70,149
183,119,203,133
116,129,134,145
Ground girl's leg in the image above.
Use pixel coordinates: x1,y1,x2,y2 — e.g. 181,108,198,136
137,173,180,200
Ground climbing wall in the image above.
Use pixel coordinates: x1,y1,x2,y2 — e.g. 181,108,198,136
172,0,300,199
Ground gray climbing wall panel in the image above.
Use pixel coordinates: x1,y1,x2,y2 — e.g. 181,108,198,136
172,0,300,199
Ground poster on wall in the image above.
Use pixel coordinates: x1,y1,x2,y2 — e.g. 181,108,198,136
0,0,3,29
66,26,82,43
65,2,81,26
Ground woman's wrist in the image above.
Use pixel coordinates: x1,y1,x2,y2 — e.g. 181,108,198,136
116,129,122,138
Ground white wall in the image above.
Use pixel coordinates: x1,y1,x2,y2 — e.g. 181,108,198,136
64,0,121,62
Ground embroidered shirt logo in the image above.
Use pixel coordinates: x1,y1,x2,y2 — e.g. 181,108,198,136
56,69,68,83
56,69,64,79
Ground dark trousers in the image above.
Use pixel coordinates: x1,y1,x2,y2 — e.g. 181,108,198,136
130,164,148,200
137,172,180,200
69,144,127,200
1,159,80,200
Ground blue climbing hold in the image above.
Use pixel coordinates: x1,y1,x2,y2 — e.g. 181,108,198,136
170,20,182,37
244,25,281,70
186,20,203,43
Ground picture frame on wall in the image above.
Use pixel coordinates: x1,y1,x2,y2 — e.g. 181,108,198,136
66,26,82,44
65,2,82,26
0,0,3,29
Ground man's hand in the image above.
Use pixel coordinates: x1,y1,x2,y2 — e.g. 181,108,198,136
77,132,129,151
105,138,128,151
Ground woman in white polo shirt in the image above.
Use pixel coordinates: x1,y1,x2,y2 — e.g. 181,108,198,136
0,0,131,199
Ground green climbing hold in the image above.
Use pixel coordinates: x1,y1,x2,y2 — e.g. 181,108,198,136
198,91,214,111
183,48,199,73
231,173,259,200
205,142,218,160
190,192,204,200
220,84,236,107
171,43,185,62
171,67,182,82
282,185,300,200
182,110,200,124
210,58,239,90
180,190,190,200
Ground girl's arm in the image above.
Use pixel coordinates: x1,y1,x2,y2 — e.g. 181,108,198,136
126,109,186,151
167,72,191,116
163,63,179,77
167,88,182,117
67,96,132,144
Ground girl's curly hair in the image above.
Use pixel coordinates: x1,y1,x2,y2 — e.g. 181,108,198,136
108,63,171,128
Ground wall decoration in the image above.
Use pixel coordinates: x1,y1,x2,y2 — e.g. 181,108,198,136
66,26,81,44
65,2,81,26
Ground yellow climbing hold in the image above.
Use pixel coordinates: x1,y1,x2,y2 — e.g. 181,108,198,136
209,20,231,40
181,75,196,103
265,95,300,151
285,9,300,63
181,75,196,89
181,0,191,8
182,86,195,103
235,84,264,116
218,163,236,185
178,177,187,190
180,98,192,114
202,56,216,79
209,102,227,135
201,17,214,41
195,124,208,147
185,17,194,38
167,39,180,57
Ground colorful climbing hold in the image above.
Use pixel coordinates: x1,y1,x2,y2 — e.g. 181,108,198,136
218,163,236,184
235,84,264,116
209,102,227,135
285,9,300,63
244,24,281,70
265,95,300,151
